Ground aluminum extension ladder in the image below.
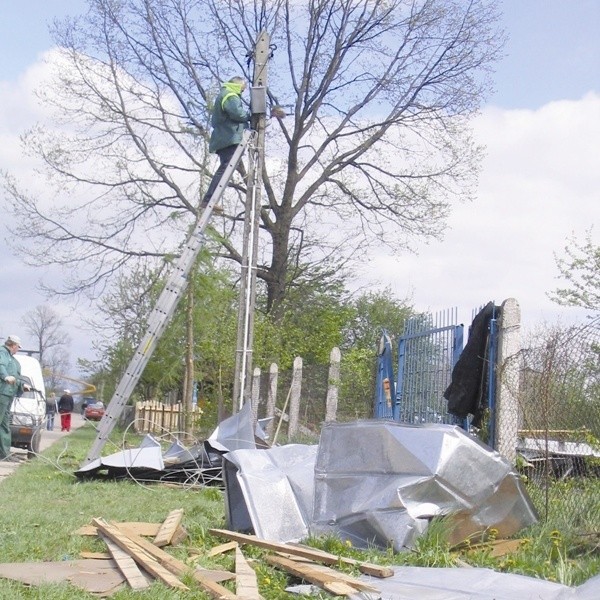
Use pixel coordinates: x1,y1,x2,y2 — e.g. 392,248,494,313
81,129,255,467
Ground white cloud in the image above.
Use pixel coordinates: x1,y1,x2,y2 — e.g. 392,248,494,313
0,52,93,364
356,93,600,329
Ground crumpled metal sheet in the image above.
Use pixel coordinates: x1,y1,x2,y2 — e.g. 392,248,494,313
207,401,260,453
220,420,537,549
75,433,223,486
312,421,538,550
353,566,600,600
77,434,165,474
76,402,266,482
223,443,318,541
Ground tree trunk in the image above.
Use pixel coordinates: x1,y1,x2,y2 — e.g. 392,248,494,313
266,215,293,318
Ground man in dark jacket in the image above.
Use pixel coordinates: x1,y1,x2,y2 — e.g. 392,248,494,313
58,389,75,432
0,335,29,460
201,76,251,210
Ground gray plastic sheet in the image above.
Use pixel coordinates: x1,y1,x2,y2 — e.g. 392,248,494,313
312,421,538,550
353,567,600,600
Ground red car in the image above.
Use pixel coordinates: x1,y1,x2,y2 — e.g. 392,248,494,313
84,402,105,421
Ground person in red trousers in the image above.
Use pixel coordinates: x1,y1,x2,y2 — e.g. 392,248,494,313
58,389,74,432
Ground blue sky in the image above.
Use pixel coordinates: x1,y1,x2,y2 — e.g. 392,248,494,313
0,1,599,368
492,0,600,108
1,0,598,109
0,1,85,79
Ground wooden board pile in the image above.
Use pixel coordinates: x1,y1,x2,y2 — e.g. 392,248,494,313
78,510,394,597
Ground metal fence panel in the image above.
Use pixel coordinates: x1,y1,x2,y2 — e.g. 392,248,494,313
395,309,464,424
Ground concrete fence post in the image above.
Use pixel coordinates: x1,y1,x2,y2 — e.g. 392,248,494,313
495,297,521,462
325,347,341,422
288,356,302,439
251,367,261,427
266,363,278,438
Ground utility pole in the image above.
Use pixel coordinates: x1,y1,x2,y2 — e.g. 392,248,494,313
232,31,270,413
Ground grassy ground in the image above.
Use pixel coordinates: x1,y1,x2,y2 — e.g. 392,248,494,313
0,423,598,598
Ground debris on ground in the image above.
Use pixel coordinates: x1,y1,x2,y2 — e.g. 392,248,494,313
354,565,600,600
75,405,540,554
0,509,393,597
224,420,539,550
74,401,264,486
1,509,599,599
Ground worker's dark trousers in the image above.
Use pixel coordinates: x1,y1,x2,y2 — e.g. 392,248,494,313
202,145,238,204
60,412,72,432
0,394,12,458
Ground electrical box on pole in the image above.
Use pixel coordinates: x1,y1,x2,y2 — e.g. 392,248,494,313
250,86,267,114
232,31,271,412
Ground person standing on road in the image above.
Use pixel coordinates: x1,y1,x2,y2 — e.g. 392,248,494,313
0,335,30,461
58,389,74,432
45,392,57,431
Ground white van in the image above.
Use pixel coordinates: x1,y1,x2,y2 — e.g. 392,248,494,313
10,354,46,456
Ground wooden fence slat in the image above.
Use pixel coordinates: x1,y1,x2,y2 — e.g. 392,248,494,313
101,534,150,590
134,402,202,434
266,363,278,438
325,347,341,422
93,518,189,590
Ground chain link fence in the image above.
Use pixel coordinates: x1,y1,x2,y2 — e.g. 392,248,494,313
506,317,600,543
256,358,376,440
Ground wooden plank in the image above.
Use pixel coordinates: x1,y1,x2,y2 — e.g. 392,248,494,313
154,508,184,547
101,534,150,590
118,524,238,599
76,522,161,537
274,554,380,592
79,551,111,559
265,555,358,597
235,546,261,600
92,518,188,591
170,525,188,546
208,541,238,557
209,529,394,578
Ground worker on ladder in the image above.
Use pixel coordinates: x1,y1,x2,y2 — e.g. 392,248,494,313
201,76,252,212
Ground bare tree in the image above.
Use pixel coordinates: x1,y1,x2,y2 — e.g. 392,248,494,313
21,305,72,381
3,0,504,319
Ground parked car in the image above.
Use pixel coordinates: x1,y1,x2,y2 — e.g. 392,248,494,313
79,396,96,414
84,401,105,421
11,355,46,457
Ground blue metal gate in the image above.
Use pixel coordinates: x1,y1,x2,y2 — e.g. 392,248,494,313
374,305,499,443
397,309,464,424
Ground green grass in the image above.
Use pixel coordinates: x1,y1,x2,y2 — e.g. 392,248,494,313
0,424,598,598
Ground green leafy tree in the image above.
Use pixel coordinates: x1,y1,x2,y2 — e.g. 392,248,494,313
550,230,600,314
253,264,354,369
339,290,414,419
189,265,240,422
342,288,413,351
